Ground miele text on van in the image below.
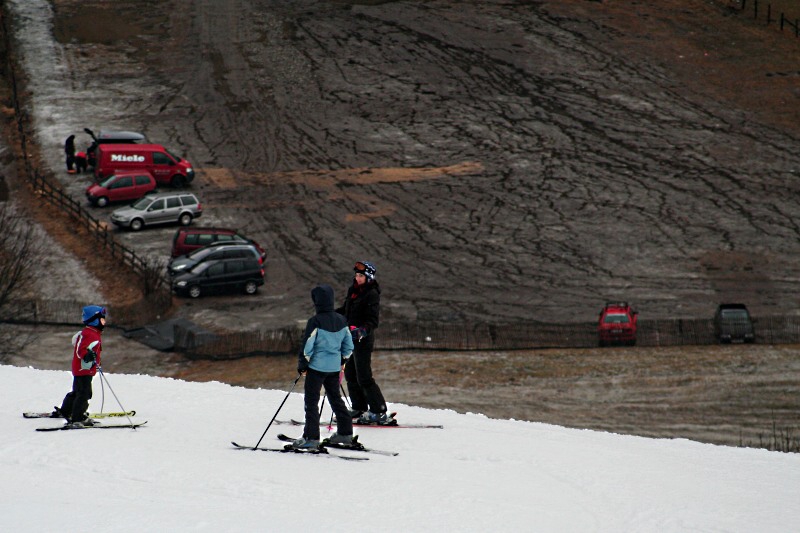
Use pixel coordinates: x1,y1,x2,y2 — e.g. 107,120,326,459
110,154,146,163
95,143,195,188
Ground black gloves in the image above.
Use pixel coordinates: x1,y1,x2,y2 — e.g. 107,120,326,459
350,327,367,342
82,348,97,363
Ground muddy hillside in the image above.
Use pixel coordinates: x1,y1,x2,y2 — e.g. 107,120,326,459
6,0,800,333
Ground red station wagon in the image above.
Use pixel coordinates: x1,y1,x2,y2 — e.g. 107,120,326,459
85,170,157,207
597,301,638,347
171,227,266,259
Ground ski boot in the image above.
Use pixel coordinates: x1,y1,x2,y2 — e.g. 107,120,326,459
291,437,321,451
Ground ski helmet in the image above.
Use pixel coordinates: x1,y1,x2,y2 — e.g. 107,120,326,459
82,305,107,327
354,260,376,281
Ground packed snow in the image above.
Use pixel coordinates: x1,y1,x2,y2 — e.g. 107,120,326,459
2,365,799,532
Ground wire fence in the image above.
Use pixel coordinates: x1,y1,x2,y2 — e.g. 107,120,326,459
4,297,170,330
172,314,800,360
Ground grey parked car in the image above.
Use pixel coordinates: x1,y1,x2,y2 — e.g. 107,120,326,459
110,192,202,231
167,242,264,277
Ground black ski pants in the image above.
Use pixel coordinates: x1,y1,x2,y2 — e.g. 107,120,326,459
303,369,352,441
344,336,387,414
59,375,93,422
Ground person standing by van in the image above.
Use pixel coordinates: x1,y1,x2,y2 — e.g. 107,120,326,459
64,135,76,174
52,305,106,427
337,260,393,425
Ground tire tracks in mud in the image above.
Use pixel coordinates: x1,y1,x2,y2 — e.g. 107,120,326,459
10,0,800,328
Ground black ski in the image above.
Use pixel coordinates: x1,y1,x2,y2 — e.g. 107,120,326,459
280,418,443,429
230,441,368,461
36,421,147,432
277,433,398,456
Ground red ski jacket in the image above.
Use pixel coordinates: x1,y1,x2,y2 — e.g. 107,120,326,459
71,326,102,377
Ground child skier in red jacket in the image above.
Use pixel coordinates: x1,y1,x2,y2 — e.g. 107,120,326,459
53,305,106,427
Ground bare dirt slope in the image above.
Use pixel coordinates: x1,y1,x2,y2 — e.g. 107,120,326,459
3,0,800,449
16,0,800,329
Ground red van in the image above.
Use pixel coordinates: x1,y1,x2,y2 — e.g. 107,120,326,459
85,170,157,207
94,143,195,187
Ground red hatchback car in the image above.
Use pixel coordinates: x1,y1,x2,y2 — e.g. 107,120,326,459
86,170,157,207
597,302,638,346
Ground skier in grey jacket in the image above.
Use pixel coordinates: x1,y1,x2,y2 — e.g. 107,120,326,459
293,284,355,450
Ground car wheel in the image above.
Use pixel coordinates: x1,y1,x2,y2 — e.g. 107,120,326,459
188,285,201,298
96,196,109,207
171,175,186,188
244,281,258,295
130,218,144,231
179,213,193,226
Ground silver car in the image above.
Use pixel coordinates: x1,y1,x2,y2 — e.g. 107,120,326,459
110,192,202,231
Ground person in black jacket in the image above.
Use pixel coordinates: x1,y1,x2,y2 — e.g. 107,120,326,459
336,260,393,425
64,135,76,173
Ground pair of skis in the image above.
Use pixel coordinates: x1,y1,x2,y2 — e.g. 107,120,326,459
23,410,136,419
25,410,143,431
231,434,398,461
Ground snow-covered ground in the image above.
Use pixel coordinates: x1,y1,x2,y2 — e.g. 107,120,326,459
2,365,799,532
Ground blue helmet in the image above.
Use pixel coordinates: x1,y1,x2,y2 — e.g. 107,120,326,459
82,305,107,327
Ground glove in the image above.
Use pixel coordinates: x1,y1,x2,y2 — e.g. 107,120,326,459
82,348,97,363
350,327,367,342
297,362,309,374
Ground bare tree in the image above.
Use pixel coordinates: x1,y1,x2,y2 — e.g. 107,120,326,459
0,202,39,361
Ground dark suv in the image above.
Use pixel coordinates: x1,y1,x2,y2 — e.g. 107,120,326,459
714,303,755,343
167,242,264,277
597,302,638,347
172,257,265,298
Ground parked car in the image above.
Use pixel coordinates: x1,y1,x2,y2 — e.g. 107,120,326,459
597,301,638,346
714,303,755,343
110,192,202,231
84,128,146,168
85,170,157,207
172,257,265,298
94,143,195,187
167,242,264,277
171,226,266,258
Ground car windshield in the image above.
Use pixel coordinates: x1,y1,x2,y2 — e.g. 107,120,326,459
129,197,153,210
187,247,217,260
99,175,118,187
165,147,183,162
721,310,749,320
603,313,629,324
189,261,212,274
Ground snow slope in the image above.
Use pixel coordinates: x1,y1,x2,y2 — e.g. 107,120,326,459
2,365,799,532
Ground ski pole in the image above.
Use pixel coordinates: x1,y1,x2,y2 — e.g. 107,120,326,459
97,367,136,428
340,384,352,409
253,373,302,449
99,369,106,414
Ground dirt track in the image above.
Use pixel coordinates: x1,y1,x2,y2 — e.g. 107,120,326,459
2,0,800,449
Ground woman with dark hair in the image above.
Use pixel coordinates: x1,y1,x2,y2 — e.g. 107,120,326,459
337,260,394,425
